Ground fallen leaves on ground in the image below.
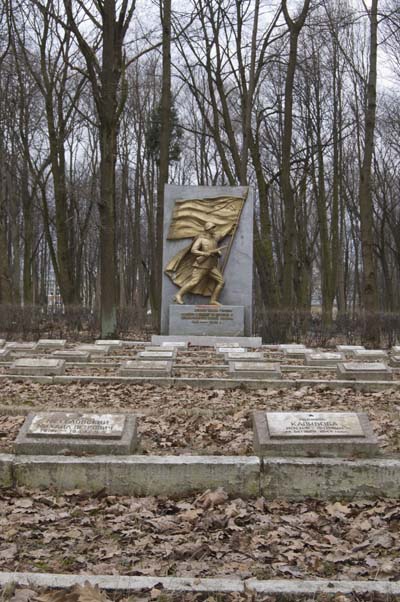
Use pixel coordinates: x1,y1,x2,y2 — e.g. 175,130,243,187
0,488,399,581
0,380,399,455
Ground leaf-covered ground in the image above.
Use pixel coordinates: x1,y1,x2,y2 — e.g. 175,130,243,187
0,487,399,582
0,380,399,455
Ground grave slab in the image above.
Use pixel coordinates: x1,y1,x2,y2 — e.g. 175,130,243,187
336,345,365,354
216,346,247,355
5,342,37,353
36,339,66,350
351,349,388,360
283,348,313,359
389,355,400,367
144,346,180,354
52,350,91,363
229,361,281,379
95,339,122,348
305,352,345,366
253,411,379,457
161,340,188,349
9,358,65,376
337,361,393,381
278,344,306,351
392,345,400,354
0,339,5,348
137,350,176,360
76,344,111,355
224,351,264,363
119,360,173,377
170,305,245,336
0,348,11,361
14,411,137,455
152,335,262,348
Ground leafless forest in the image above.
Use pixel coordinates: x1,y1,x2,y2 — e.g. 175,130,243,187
0,0,399,342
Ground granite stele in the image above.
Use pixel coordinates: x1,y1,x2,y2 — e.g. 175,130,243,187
253,411,379,458
161,185,254,337
15,411,137,455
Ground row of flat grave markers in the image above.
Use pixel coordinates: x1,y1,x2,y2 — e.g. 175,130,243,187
12,409,380,459
214,345,282,380
118,341,187,377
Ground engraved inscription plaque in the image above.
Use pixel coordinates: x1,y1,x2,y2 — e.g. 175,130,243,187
28,413,126,439
266,412,365,438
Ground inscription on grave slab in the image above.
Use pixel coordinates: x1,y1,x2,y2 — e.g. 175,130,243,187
344,362,387,371
28,413,126,439
266,412,364,438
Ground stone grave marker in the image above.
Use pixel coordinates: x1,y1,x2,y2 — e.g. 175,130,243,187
36,339,67,350
389,355,400,368
0,348,11,360
351,349,388,360
52,350,91,363
283,347,313,360
161,341,188,349
9,358,66,376
216,346,247,355
305,352,345,366
14,411,137,455
337,361,393,381
224,351,264,363
392,346,400,354
5,342,37,353
0,339,5,348
229,361,281,379
95,339,122,348
253,411,379,457
336,345,365,354
119,359,173,377
144,346,179,354
137,350,176,360
278,344,306,351
76,344,111,355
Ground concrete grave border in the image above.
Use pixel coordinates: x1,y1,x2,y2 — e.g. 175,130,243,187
0,572,400,597
1,453,400,499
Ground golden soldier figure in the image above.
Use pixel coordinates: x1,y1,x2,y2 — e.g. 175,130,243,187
173,222,226,305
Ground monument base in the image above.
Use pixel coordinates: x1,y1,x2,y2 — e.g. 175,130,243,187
169,304,244,336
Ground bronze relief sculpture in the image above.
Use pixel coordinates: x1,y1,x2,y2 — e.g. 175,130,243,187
164,193,248,305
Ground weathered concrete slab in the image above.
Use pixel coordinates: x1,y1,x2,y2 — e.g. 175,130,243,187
305,352,345,366
224,351,263,362
253,411,379,458
137,350,176,360
336,344,365,353
337,361,393,381
389,355,400,367
283,348,313,359
0,348,11,361
161,340,188,349
76,344,111,355
153,335,262,348
169,305,245,336
351,349,388,360
13,455,260,497
229,361,282,379
278,343,306,351
5,342,37,353
36,339,66,350
9,358,65,376
14,412,138,455
0,573,400,597
119,360,173,377
261,457,400,499
0,339,6,348
52,350,91,363
161,185,254,335
95,339,122,348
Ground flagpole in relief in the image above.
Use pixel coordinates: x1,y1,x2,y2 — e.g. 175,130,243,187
220,187,249,274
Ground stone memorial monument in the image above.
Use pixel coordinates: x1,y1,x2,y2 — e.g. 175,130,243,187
160,185,254,338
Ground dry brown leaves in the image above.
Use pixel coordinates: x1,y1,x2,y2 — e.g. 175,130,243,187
0,380,399,455
0,488,399,581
